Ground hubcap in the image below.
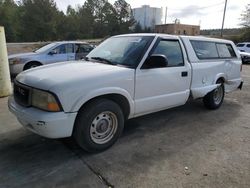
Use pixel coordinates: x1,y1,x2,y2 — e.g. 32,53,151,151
30,65,38,68
213,85,223,105
90,111,118,144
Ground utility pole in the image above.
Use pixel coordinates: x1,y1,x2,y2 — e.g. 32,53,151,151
220,0,228,37
0,26,12,97
165,7,168,24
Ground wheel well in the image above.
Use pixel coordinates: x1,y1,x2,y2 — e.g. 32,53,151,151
217,77,225,83
23,61,42,70
79,94,130,120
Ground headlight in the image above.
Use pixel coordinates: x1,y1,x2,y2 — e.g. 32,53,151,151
9,58,28,65
31,89,62,112
9,58,22,65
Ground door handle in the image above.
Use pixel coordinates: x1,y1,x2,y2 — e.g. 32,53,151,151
181,71,188,77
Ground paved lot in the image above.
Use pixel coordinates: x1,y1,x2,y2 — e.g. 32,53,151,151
0,65,250,188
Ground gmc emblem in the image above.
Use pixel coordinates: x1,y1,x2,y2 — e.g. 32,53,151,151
18,87,25,96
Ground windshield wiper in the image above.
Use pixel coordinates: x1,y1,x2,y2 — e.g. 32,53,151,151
90,57,116,65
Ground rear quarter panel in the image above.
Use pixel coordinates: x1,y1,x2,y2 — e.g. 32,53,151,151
181,37,242,98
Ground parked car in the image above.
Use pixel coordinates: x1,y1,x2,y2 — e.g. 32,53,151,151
236,42,250,53
239,51,250,64
9,34,243,152
8,41,94,76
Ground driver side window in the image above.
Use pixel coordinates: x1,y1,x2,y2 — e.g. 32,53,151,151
54,44,67,54
152,40,184,67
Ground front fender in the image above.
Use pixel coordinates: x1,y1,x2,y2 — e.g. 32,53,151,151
70,87,135,118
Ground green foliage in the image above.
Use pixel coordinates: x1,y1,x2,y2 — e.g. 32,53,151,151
132,22,153,33
133,22,143,33
0,0,135,42
240,28,250,42
114,0,135,34
0,0,21,41
20,0,60,42
239,4,250,42
240,4,250,28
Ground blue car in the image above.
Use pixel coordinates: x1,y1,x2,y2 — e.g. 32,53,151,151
8,41,94,76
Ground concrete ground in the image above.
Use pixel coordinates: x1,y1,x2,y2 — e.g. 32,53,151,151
0,65,250,188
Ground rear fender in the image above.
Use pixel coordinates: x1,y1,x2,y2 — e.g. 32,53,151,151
191,84,220,99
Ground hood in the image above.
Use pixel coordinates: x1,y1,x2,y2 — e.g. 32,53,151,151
239,51,250,57
8,52,37,59
16,61,134,91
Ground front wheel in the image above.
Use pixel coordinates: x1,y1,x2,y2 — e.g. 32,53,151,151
73,99,124,152
203,80,225,110
23,62,41,70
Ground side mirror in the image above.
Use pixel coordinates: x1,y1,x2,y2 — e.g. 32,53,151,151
32,48,38,52
48,49,57,55
142,54,168,69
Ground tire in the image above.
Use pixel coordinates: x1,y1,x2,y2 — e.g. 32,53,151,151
23,62,41,70
73,99,124,152
203,80,225,110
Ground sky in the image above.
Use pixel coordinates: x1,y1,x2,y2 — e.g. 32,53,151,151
54,0,249,29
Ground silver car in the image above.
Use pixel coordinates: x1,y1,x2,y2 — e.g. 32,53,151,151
9,41,94,76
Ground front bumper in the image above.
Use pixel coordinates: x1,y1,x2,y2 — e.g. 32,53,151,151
225,78,243,93
9,64,25,76
8,96,77,138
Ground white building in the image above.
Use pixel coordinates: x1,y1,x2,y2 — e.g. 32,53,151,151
132,5,162,29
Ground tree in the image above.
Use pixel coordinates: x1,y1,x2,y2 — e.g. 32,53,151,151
133,22,143,33
240,4,250,41
0,0,135,42
77,5,95,39
62,5,81,40
241,4,250,27
114,0,134,34
101,2,118,36
114,0,130,23
20,0,61,41
0,0,21,41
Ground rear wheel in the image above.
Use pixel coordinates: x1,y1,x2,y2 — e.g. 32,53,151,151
73,99,124,152
203,80,224,110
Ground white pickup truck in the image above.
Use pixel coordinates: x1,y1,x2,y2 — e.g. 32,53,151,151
9,34,243,152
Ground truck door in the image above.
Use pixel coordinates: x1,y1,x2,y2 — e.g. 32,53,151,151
135,38,192,116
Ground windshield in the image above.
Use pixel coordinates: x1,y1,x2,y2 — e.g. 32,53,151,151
236,43,245,47
87,36,154,68
35,43,58,53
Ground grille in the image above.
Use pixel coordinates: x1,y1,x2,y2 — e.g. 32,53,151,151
14,82,31,107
